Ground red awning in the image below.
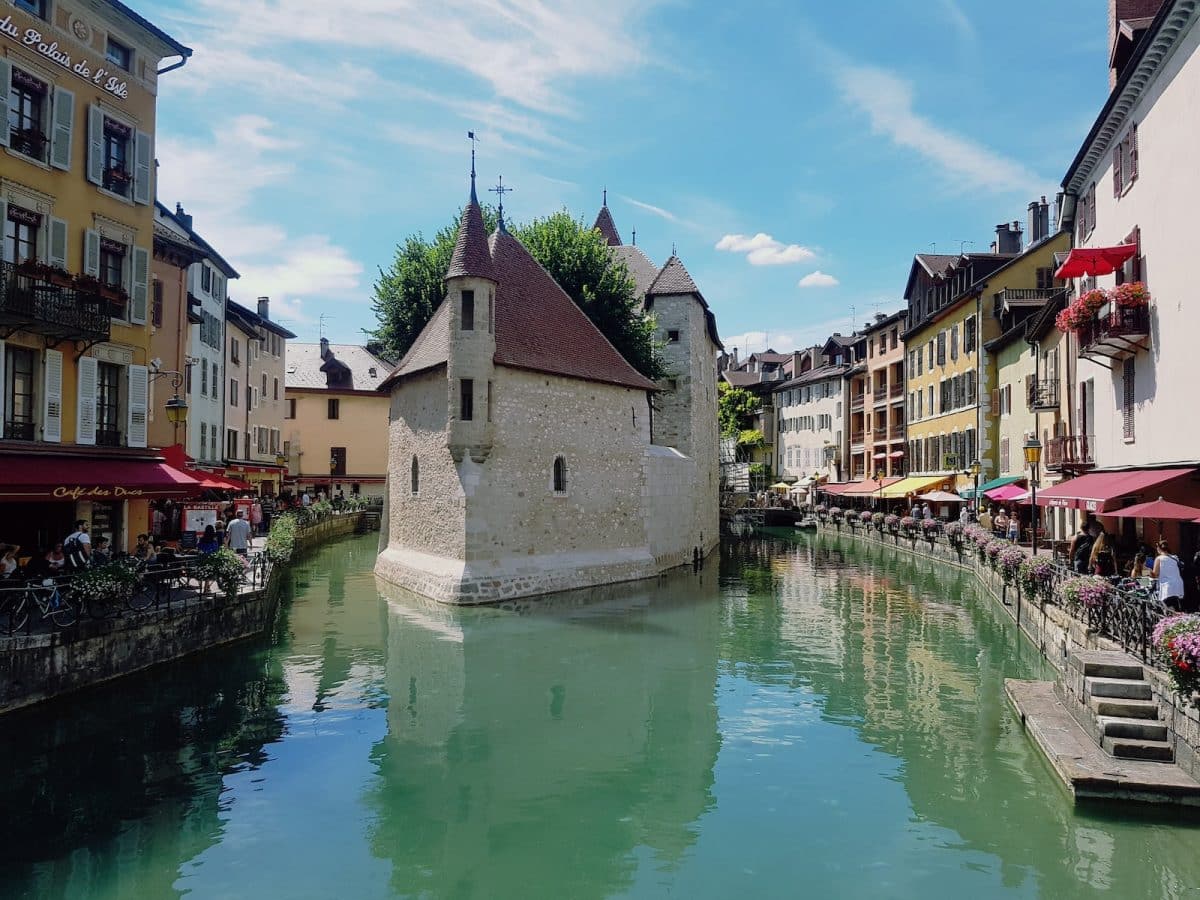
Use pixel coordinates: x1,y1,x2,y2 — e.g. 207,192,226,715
1035,468,1195,513
819,482,860,495
0,455,204,501
872,451,888,460
840,477,903,495
1053,245,1138,279
888,450,905,459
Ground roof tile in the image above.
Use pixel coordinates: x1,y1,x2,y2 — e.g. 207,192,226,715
446,199,495,281
593,205,622,246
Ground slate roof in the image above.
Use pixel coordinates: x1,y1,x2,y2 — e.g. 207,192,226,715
155,201,239,279
593,205,622,246
226,299,296,339
648,256,700,296
286,343,391,391
611,245,660,299
775,363,847,390
721,370,761,388
385,301,451,383
446,190,495,281
914,253,960,276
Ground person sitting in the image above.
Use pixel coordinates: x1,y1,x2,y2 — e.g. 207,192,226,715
197,525,220,555
90,537,111,566
152,542,175,565
133,533,153,562
46,542,66,574
25,549,53,580
0,544,20,578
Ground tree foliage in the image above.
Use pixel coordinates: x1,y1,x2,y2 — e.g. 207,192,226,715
368,207,665,380
718,382,758,437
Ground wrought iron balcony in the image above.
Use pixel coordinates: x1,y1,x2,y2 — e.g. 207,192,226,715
1045,434,1096,472
3,421,36,441
1078,306,1150,362
96,427,123,448
872,387,888,403
0,260,111,344
889,383,904,399
1027,378,1059,411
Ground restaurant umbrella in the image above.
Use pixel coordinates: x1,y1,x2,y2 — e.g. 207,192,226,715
1108,496,1200,542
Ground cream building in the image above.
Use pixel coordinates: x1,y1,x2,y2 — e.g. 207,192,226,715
284,339,390,499
375,179,721,604
225,297,292,494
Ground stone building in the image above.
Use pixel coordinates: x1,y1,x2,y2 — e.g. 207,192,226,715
375,179,720,604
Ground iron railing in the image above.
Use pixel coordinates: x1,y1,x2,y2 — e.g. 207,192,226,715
1027,378,1059,410
0,260,111,343
1078,306,1151,355
1045,434,1096,471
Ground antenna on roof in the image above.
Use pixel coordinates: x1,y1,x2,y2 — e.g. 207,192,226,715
671,241,676,257
318,314,328,339
468,131,478,203
631,227,636,246
489,175,511,232
849,304,855,334
929,242,937,253
959,240,974,254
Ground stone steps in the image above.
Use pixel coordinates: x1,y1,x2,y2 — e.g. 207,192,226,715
1086,676,1152,701
1080,656,1145,681
1103,736,1176,762
1090,697,1162,720
1096,715,1169,742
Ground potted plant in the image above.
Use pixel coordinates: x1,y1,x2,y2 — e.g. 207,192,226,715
12,127,47,158
1111,281,1150,309
1152,614,1200,706
998,545,1025,584
884,513,900,535
944,520,964,549
70,561,137,612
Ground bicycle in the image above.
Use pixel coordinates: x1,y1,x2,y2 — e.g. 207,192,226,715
9,578,77,631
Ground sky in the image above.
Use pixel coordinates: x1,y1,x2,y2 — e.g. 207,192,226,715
142,0,1111,356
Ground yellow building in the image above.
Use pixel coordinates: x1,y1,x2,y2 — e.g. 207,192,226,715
284,340,391,499
0,0,190,552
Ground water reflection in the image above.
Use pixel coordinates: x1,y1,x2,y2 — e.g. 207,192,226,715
369,571,723,899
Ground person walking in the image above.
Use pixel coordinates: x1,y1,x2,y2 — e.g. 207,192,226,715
1070,524,1094,575
225,510,253,557
1007,514,1020,543
63,520,91,572
250,499,264,535
1152,540,1186,611
1090,528,1116,577
978,506,993,533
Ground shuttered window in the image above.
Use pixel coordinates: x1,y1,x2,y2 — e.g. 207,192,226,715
1122,358,1135,442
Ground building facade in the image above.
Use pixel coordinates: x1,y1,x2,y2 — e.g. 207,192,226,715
284,339,390,499
775,345,846,483
148,205,201,452
861,311,907,478
0,0,191,552
223,297,292,494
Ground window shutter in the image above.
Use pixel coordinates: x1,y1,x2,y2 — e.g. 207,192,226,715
1130,123,1139,181
1113,139,1123,197
76,356,98,445
84,229,101,276
127,364,148,448
86,105,104,185
0,60,10,149
130,246,149,324
50,86,74,171
48,218,68,269
133,130,152,205
1122,358,1135,441
43,349,63,443
0,341,5,429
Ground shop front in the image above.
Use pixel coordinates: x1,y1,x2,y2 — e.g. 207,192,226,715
224,462,288,496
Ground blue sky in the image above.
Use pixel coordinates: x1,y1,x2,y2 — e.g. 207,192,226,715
143,0,1109,355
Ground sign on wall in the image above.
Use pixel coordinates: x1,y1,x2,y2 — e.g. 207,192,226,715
1,15,129,100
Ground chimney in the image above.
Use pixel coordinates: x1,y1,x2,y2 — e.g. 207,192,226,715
994,221,1022,255
319,336,330,359
1027,196,1051,245
874,312,888,324
1109,1,1166,88
731,347,739,367
174,202,192,231
257,296,270,320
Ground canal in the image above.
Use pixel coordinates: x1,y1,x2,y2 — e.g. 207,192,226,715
2,531,1199,898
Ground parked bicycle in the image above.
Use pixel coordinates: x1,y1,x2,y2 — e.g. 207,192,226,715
4,577,77,631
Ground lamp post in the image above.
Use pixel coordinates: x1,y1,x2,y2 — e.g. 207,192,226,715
969,458,982,518
149,368,189,444
1023,437,1042,555
874,469,885,510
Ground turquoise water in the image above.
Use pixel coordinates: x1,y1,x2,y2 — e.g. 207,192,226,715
1,531,1199,899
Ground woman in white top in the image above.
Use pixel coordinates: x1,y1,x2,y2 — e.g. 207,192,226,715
1152,540,1186,610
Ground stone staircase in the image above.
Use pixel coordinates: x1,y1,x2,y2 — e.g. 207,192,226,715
357,510,382,533
1072,651,1174,763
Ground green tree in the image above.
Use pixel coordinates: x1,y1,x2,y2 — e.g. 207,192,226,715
368,208,665,380
718,382,758,437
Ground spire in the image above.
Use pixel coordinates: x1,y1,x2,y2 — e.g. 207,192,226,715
446,172,495,281
490,175,511,234
468,131,478,204
593,191,622,246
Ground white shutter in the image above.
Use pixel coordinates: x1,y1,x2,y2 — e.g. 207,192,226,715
86,105,104,185
50,86,74,171
77,356,98,445
0,200,7,262
43,349,63,443
133,130,152,205
48,218,68,269
0,60,10,150
84,229,101,276
127,364,148,448
130,246,149,324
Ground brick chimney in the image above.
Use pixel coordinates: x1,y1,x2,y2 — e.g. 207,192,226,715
1027,196,1051,244
174,202,192,231
319,336,330,360
257,295,270,320
993,222,1023,255
1109,0,1166,88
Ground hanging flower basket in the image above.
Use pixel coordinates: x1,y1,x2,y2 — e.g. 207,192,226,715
1112,281,1150,309
1153,615,1200,705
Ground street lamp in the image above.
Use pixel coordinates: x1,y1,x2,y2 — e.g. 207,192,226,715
1023,437,1042,554
874,469,885,509
969,458,982,517
149,368,188,442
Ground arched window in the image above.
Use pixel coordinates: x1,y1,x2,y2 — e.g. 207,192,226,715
553,456,567,493
411,455,419,495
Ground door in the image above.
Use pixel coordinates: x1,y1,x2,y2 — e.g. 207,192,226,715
330,446,347,478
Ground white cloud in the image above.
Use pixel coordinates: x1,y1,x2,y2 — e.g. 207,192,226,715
622,195,685,225
798,271,840,288
835,64,1045,195
156,116,362,325
937,0,974,39
715,233,816,266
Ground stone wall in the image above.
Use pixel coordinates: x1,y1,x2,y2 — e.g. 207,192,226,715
824,522,1200,781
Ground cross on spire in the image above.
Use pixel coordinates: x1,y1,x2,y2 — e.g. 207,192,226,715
602,187,607,206
468,131,478,203
490,176,512,232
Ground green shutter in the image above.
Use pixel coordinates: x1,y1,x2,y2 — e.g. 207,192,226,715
86,105,104,185
0,60,10,150
133,130,152,205
48,218,68,269
50,86,74,171
130,246,150,324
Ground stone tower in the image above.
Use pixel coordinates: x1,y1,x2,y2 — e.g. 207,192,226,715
444,175,497,464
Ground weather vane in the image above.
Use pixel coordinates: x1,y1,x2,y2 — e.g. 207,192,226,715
490,176,512,230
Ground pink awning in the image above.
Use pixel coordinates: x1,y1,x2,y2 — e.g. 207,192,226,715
1035,468,1195,512
986,483,1027,502
1053,244,1138,279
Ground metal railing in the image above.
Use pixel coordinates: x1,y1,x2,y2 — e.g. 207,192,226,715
872,427,888,440
872,387,888,403
1078,305,1150,352
0,260,111,343
889,383,904,398
1027,378,1059,410
850,393,866,411
1045,434,1095,471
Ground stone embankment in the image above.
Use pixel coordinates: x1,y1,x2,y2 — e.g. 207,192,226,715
816,520,1200,802
0,510,375,716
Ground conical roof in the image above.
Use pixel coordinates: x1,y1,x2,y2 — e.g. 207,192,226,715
648,255,700,296
446,184,495,281
593,205,622,246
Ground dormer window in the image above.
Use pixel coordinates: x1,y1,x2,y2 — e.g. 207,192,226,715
461,290,475,331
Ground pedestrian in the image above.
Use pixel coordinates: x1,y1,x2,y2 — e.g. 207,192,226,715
225,509,253,557
959,506,970,525
1007,514,1020,543
63,520,91,571
1152,540,1186,611
978,506,993,533
1069,524,1094,575
922,503,932,521
1089,528,1116,577
301,490,312,508
151,504,165,538
250,499,264,535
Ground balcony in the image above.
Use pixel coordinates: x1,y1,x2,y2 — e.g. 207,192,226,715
1027,378,1059,411
96,427,124,448
1078,306,1150,362
851,392,866,412
0,261,111,345
872,387,888,404
103,167,133,197
850,430,866,448
872,426,888,441
889,383,904,399
1045,434,1096,473
997,287,1065,313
